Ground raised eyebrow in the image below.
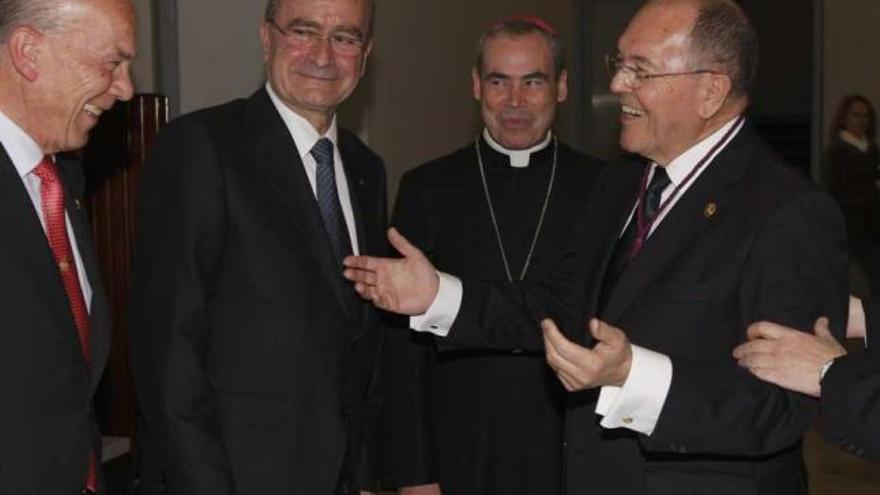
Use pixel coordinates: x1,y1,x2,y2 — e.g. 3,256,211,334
483,71,510,80
286,18,322,30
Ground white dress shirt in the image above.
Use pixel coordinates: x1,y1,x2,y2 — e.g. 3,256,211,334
0,109,93,311
265,82,360,255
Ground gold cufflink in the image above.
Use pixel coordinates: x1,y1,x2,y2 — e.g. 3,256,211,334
704,202,717,218
622,417,634,425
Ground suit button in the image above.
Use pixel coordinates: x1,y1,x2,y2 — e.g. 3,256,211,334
512,348,523,354
342,406,354,417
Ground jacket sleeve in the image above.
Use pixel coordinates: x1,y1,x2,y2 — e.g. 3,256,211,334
646,191,849,456
129,119,235,494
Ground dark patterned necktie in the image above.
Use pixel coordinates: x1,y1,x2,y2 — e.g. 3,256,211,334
311,138,353,261
599,166,671,312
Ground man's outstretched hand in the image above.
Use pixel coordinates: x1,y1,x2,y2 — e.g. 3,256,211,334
343,227,439,315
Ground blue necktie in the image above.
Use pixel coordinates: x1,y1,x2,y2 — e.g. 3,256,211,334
311,138,352,261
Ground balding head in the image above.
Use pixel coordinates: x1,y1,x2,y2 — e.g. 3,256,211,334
0,0,136,153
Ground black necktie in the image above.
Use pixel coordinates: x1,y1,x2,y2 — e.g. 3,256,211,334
599,166,671,312
311,138,352,261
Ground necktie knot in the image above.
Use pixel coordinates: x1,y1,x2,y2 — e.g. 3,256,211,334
644,167,671,221
32,156,58,183
310,138,334,168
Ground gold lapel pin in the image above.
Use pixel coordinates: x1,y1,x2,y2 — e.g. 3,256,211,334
704,202,717,218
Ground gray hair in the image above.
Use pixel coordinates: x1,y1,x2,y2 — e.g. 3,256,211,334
475,15,565,78
0,0,64,41
265,0,376,40
688,0,759,96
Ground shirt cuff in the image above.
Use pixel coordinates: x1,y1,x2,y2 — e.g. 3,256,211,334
595,344,672,436
409,272,463,337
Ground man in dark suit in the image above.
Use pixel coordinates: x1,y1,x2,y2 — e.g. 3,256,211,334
0,0,136,493
128,0,385,494
734,298,880,460
382,16,604,495
345,0,848,493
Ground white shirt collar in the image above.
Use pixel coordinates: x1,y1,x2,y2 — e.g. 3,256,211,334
482,128,552,168
660,116,744,187
265,82,338,159
0,109,44,177
839,130,870,153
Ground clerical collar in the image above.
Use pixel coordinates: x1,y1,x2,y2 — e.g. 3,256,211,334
840,130,871,153
482,129,552,168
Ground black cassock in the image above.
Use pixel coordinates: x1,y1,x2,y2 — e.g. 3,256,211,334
380,136,605,494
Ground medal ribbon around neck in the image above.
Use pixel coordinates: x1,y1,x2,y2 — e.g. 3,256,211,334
630,116,744,257
475,135,558,282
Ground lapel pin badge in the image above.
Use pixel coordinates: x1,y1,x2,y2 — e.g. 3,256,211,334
704,202,717,218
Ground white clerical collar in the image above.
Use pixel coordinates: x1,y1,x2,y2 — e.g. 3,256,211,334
482,129,552,168
0,108,45,178
660,116,745,188
266,82,338,160
840,130,870,153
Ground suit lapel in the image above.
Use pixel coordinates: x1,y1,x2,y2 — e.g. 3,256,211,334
244,90,360,328
0,148,91,380
56,156,110,392
600,129,756,322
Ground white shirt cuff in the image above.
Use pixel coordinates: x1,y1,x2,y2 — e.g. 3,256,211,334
595,344,672,436
409,271,462,337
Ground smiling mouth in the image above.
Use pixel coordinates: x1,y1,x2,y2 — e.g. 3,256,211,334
621,104,645,117
83,104,103,118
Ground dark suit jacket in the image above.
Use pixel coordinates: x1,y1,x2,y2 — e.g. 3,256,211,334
0,149,111,494
821,298,880,460
380,140,604,494
129,88,387,495
562,125,848,495
441,125,849,494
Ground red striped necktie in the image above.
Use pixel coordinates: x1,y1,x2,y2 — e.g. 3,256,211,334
32,156,97,492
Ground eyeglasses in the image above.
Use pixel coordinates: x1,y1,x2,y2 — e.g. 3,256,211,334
268,19,367,57
605,54,717,90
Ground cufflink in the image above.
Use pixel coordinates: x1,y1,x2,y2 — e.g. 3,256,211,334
703,202,717,218
622,417,634,425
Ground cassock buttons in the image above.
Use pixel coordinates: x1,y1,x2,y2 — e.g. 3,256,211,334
704,202,717,218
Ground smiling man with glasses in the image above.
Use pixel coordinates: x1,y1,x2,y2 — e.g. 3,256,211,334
129,0,387,494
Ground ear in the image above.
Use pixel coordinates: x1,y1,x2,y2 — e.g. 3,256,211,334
359,40,373,75
7,27,43,82
259,22,272,63
698,73,731,119
556,69,569,103
471,67,482,101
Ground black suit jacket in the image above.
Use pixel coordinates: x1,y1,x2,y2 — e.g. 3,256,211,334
0,149,111,494
380,140,604,494
821,299,880,460
129,88,387,495
562,125,848,495
440,126,849,494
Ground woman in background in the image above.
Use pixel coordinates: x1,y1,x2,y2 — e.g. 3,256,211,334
828,94,880,290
